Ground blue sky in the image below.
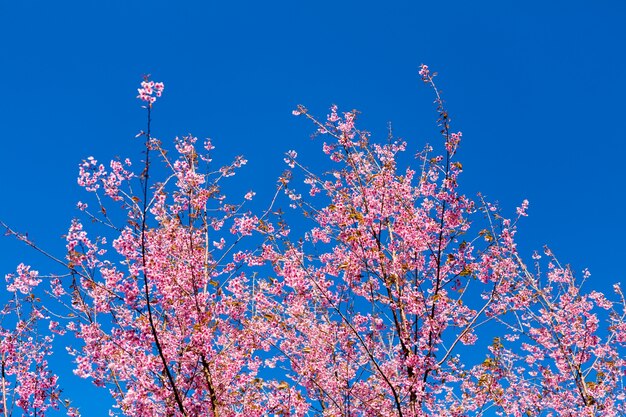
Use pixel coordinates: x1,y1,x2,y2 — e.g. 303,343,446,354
1,1,625,414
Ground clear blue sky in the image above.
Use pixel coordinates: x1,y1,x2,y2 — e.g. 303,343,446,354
1,1,625,414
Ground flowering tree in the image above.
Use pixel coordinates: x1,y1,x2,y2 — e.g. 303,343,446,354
1,69,624,417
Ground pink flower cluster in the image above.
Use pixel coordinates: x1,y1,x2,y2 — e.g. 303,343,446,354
5,263,41,294
419,63,430,81
136,77,164,105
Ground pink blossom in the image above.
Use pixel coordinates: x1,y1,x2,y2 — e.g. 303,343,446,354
419,63,430,81
136,77,164,105
6,263,41,294
516,199,530,217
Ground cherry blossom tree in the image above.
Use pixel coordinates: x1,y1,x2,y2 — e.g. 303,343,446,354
1,69,624,417
0,263,64,417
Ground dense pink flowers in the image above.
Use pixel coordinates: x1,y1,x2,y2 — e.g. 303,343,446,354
418,64,430,81
136,77,164,105
5,263,41,294
0,70,623,417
